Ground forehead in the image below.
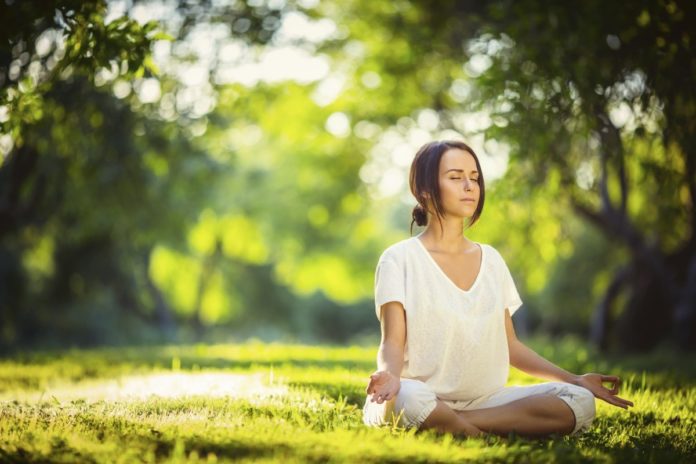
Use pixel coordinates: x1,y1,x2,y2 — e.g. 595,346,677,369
439,148,477,172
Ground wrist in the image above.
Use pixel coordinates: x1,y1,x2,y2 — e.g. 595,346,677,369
376,368,400,378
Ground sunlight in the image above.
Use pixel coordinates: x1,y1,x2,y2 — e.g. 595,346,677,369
361,124,512,201
6,372,288,403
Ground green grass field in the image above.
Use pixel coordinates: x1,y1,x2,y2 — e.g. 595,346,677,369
1,336,694,463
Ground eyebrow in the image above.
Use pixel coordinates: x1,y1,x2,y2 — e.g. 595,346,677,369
445,169,479,175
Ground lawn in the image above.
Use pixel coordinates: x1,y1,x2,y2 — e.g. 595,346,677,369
1,336,694,463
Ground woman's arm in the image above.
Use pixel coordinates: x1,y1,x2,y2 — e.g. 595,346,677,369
366,301,406,403
376,301,406,377
504,309,577,383
504,309,634,409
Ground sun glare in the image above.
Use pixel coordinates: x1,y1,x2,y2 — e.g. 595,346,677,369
6,372,288,403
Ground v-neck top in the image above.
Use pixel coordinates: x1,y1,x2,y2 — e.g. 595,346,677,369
413,237,485,294
373,236,523,401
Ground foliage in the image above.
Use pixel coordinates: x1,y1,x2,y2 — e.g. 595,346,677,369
0,0,398,351
0,0,160,136
0,0,693,353
312,0,696,350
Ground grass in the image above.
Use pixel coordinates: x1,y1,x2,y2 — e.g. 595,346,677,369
0,336,694,463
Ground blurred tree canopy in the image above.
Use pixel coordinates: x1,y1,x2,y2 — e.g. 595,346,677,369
0,0,389,351
0,0,693,353
311,0,694,351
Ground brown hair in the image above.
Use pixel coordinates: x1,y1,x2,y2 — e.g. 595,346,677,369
409,140,485,235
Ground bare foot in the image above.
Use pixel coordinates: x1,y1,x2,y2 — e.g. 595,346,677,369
452,410,487,437
461,418,484,438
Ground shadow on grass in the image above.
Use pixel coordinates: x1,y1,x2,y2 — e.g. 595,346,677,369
1,436,98,464
3,350,375,373
288,381,367,408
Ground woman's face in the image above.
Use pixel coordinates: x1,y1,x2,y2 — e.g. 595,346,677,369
434,148,480,219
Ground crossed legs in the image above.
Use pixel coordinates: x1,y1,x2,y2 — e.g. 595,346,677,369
420,394,576,438
363,379,594,438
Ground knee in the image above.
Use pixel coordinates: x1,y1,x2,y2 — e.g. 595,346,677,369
574,385,596,420
362,378,437,429
566,384,596,434
392,379,437,429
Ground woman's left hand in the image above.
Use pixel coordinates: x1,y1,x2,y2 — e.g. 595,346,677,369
574,373,634,409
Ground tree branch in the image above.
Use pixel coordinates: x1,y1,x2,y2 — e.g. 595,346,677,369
571,198,681,303
595,110,628,216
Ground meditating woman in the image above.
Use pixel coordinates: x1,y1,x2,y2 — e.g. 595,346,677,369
362,140,633,438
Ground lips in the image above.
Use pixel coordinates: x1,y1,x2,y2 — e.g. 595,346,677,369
461,198,476,202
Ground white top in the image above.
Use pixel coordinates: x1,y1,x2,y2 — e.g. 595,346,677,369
374,236,523,402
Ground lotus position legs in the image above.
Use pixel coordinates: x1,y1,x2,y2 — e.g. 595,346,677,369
421,394,576,438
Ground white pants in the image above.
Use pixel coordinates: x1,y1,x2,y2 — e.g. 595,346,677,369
363,379,596,436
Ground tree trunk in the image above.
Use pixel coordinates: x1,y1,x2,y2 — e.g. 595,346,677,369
142,250,176,340
670,242,696,350
0,145,39,239
191,238,223,340
573,198,690,352
590,265,630,351
575,106,689,352
614,259,674,352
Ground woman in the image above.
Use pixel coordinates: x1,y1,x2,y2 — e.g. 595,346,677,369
362,140,633,438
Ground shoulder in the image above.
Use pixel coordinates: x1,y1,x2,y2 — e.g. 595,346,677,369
481,242,506,267
481,242,500,257
482,243,519,279
378,237,416,264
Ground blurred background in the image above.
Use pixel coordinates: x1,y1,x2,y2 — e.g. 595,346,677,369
0,0,693,354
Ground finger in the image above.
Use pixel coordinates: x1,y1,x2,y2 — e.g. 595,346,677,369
597,393,621,407
601,396,627,409
365,380,375,394
600,384,620,396
369,388,385,401
378,388,396,403
601,375,621,391
601,394,632,409
614,395,634,407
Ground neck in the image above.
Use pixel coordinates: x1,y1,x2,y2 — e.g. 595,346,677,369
418,215,474,253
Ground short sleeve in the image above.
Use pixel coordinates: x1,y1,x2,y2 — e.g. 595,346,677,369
500,255,523,316
374,258,406,321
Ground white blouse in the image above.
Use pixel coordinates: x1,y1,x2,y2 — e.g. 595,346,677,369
374,236,523,401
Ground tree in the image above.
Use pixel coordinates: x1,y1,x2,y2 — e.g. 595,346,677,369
0,0,387,349
0,0,165,349
317,0,695,351
0,0,289,349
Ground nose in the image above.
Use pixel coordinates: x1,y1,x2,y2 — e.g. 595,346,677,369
463,179,473,191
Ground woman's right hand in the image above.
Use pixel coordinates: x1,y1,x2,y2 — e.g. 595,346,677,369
365,370,400,404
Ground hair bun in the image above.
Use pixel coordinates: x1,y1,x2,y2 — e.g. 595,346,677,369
411,204,428,227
